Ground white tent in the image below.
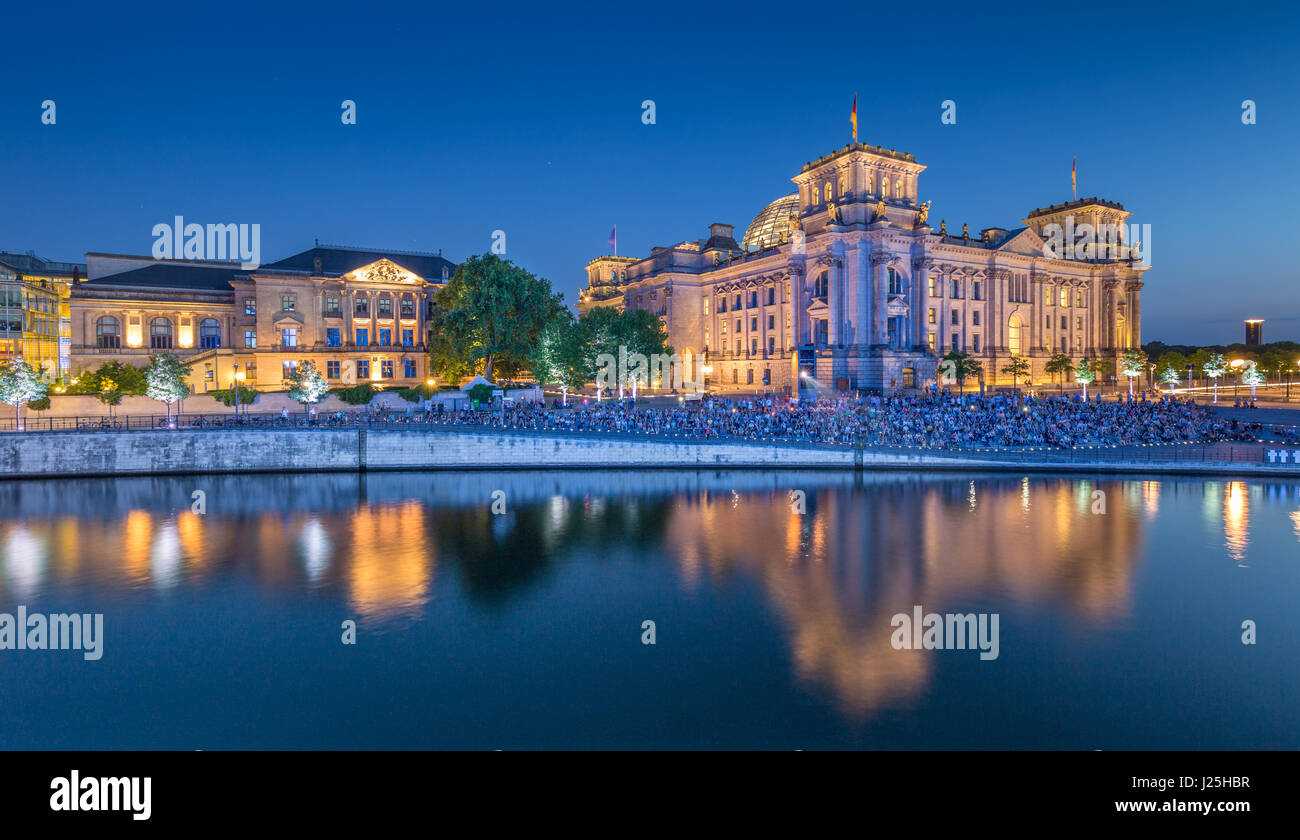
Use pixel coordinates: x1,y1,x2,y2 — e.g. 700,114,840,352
459,375,498,392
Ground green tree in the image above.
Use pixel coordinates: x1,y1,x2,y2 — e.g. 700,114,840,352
1242,362,1265,400
1202,352,1228,404
428,254,567,381
0,359,48,430
1075,357,1098,400
1044,352,1073,393
144,354,192,422
939,350,983,394
287,360,330,414
1119,348,1146,397
528,313,587,393
69,361,147,401
1154,351,1188,388
578,307,674,395
999,356,1030,391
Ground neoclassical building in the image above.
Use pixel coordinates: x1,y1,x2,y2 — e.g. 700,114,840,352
582,140,1147,394
70,245,455,392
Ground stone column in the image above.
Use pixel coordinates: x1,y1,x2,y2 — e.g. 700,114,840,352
827,258,841,347
874,255,889,346
912,260,930,351
856,241,869,347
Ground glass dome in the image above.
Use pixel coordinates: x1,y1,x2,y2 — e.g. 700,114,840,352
740,194,800,250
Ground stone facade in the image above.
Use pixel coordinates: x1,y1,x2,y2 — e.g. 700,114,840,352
582,141,1148,394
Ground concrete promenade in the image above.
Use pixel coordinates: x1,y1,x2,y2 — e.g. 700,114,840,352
3,426,1300,479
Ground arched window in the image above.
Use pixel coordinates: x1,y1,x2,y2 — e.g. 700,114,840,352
888,268,903,295
865,172,874,194
199,318,221,349
895,179,904,199
822,182,832,202
881,177,890,198
150,317,173,349
1008,314,1023,356
96,316,121,348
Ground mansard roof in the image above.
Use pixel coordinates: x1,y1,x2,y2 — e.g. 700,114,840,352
77,262,242,292
267,245,456,279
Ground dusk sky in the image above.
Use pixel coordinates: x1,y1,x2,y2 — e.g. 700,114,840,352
3,1,1296,345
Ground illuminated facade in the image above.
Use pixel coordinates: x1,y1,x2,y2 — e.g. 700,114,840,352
581,141,1148,393
69,245,455,392
0,251,78,381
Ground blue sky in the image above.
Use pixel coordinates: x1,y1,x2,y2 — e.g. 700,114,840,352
2,1,1296,344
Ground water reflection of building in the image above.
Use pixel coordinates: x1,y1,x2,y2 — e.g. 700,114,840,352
663,477,1147,717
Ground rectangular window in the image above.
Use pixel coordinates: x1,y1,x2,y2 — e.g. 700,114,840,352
325,296,341,316
400,299,415,318
327,361,340,378
244,298,256,315
973,281,982,300
751,338,758,355
734,339,741,355
355,297,369,317
972,311,980,326
282,360,296,379
768,337,775,354
378,297,393,318
356,328,369,346
404,359,417,378
767,288,775,305
973,335,981,353
381,360,394,379
718,297,726,313
767,315,775,330
928,332,936,351
402,329,413,347
735,319,741,333
281,294,296,312
951,310,959,326
1060,289,1068,307
746,369,754,385
928,276,936,298
1060,316,1067,330
750,317,758,331
378,329,391,346
357,359,370,379
928,308,936,325
326,328,341,347
734,295,741,311
1076,316,1083,330
281,327,297,348
244,329,257,349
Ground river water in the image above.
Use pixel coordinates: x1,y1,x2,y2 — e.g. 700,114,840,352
1,470,1296,748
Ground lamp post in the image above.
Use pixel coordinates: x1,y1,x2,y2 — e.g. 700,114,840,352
233,363,243,418
1230,359,1245,401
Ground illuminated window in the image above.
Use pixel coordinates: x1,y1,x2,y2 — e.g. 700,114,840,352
96,316,121,348
281,327,297,348
326,328,340,347
402,329,413,347
149,317,173,349
244,330,257,348
381,360,394,378
357,360,370,379
378,297,392,318
244,298,256,315
281,294,295,313
327,361,340,378
355,297,369,317
199,318,221,349
325,296,341,316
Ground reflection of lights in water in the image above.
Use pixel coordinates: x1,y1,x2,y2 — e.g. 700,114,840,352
2,526,47,598
151,519,182,588
1291,509,1300,542
1021,477,1030,512
348,502,431,619
546,496,567,537
298,518,331,582
731,489,740,509
1223,481,1249,566
968,481,977,511
1141,481,1160,518
122,510,153,583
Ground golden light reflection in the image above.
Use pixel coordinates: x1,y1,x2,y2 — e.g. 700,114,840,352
121,510,153,584
346,502,432,619
1224,481,1249,566
664,478,1144,718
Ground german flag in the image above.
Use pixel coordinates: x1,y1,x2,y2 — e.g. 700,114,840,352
851,93,858,142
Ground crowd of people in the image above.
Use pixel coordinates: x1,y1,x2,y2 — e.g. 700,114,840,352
415,393,1266,450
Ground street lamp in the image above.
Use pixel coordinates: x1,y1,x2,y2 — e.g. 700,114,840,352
233,363,244,417
1230,359,1245,401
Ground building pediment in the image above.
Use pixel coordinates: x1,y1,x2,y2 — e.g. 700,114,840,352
993,228,1047,257
344,258,425,285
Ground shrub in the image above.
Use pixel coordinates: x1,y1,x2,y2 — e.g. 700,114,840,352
208,386,259,407
331,383,377,405
26,395,51,411
467,383,494,406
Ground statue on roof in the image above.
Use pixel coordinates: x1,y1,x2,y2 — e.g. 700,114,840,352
939,219,947,235
916,200,931,228
827,202,843,224
874,200,888,222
